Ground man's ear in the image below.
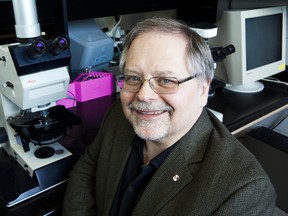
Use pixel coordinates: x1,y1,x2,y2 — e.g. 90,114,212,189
200,81,211,107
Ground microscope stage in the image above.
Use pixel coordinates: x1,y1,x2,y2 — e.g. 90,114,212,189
5,105,81,175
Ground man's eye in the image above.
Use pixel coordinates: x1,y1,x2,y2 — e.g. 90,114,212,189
158,78,177,85
126,76,141,83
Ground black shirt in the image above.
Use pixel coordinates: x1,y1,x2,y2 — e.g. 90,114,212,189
110,136,176,216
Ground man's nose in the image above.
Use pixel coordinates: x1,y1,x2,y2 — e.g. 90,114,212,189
136,80,158,100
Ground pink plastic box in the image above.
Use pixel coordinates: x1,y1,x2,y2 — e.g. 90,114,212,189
73,71,114,102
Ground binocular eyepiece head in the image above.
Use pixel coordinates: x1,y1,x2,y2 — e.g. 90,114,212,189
26,35,70,60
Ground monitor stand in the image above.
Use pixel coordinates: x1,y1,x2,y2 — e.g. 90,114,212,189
225,81,264,93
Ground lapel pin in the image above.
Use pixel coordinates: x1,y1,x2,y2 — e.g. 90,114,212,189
173,174,180,182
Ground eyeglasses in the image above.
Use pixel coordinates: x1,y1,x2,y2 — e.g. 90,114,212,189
118,74,197,94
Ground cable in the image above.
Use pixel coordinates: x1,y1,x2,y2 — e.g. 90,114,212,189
228,0,233,10
107,15,123,38
106,16,124,65
261,77,288,87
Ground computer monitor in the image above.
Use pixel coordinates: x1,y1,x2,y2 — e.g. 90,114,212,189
210,6,287,93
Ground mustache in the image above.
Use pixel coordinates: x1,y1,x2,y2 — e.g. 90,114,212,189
128,102,173,112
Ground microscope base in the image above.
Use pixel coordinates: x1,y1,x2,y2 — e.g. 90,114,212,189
0,152,76,207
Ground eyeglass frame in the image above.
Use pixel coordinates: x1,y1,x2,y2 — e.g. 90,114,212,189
117,74,197,94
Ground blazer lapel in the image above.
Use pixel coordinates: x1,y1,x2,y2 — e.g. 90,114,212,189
131,109,213,216
132,148,194,216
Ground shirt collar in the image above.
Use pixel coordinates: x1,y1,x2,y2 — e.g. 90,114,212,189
132,136,177,169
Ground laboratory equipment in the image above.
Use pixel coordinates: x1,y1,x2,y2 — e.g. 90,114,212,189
0,0,80,207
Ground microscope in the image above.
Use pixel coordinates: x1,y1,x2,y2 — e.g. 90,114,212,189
189,22,235,64
0,0,80,206
190,22,236,92
189,23,235,122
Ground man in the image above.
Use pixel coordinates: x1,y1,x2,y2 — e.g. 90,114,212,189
62,17,276,215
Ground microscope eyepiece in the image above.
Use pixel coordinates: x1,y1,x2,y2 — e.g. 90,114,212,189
222,44,235,55
26,38,47,60
49,35,70,56
211,44,236,62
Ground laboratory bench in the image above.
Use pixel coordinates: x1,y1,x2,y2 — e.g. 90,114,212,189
0,76,288,215
208,80,288,135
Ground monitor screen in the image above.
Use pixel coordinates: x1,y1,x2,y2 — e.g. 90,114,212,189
210,6,287,93
246,14,282,71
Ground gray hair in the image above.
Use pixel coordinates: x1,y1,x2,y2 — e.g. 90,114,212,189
119,17,214,84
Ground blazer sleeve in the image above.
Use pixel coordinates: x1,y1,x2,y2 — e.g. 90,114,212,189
62,132,101,216
212,173,276,215
62,100,121,216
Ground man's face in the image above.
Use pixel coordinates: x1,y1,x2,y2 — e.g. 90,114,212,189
120,32,209,146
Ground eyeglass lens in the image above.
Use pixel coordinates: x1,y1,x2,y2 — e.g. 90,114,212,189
118,76,180,94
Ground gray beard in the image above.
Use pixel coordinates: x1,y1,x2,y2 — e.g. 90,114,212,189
131,116,170,141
